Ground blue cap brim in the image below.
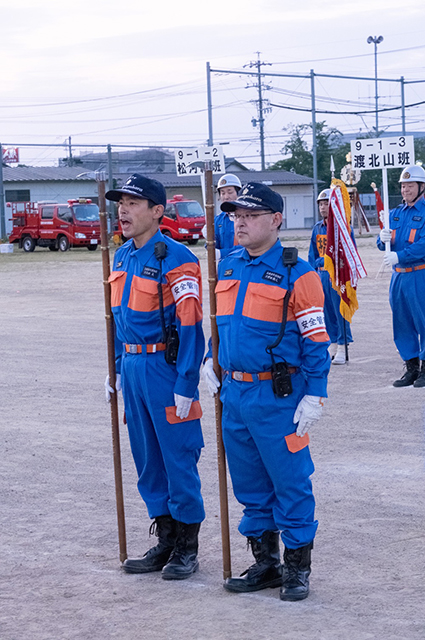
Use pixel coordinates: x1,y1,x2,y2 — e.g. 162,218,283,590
221,200,267,212
105,187,147,202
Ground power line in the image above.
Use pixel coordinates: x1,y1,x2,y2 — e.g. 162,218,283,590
269,99,425,115
0,80,205,109
272,43,425,66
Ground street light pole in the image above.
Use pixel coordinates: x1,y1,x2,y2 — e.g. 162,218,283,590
367,35,384,135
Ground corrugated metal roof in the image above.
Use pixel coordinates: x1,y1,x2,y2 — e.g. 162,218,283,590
113,170,314,189
3,165,314,187
3,166,95,182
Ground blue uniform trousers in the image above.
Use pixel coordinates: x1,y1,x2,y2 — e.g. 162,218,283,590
320,270,353,345
220,372,318,549
390,269,425,361
121,351,205,524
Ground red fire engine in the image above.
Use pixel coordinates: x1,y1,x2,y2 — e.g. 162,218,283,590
113,194,205,246
8,199,101,252
161,195,205,245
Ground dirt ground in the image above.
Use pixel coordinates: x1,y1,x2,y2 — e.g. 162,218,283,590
1,229,425,640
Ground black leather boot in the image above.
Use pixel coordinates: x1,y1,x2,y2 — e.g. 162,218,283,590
122,515,177,574
393,357,420,387
413,361,425,388
224,531,282,593
280,542,313,601
161,522,200,580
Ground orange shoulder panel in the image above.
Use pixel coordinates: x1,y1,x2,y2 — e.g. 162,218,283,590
166,262,202,327
291,271,329,343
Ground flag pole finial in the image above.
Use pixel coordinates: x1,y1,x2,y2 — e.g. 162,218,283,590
330,155,335,180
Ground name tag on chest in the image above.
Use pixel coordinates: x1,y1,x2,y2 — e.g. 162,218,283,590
142,266,160,279
262,270,283,285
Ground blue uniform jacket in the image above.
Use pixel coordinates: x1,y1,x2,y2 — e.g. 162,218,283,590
214,240,330,397
215,211,237,257
308,219,356,270
376,198,425,267
109,230,204,398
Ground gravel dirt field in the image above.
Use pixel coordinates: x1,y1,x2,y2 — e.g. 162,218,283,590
1,228,425,640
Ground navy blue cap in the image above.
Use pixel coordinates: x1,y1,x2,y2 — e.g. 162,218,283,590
105,173,167,207
221,182,283,214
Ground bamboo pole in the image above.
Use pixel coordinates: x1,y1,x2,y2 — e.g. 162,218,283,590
98,178,127,563
204,164,232,579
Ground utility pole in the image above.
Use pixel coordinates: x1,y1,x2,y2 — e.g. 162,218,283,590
245,52,271,170
206,62,213,146
400,76,406,136
367,35,384,134
310,70,318,223
68,136,73,166
107,144,114,223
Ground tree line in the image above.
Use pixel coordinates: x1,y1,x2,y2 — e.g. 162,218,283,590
269,122,425,196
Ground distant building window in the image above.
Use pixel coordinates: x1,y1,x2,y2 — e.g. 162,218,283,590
5,189,30,202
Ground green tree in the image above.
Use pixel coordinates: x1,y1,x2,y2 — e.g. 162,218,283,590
269,121,343,185
269,124,312,176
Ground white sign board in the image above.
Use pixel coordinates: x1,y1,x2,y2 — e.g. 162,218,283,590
350,135,415,171
174,146,225,176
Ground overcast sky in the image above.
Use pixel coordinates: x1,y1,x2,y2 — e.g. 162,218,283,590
1,0,424,168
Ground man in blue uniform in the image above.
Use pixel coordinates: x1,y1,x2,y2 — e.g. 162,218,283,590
214,173,242,258
377,164,425,387
308,188,353,365
203,183,330,601
104,174,205,579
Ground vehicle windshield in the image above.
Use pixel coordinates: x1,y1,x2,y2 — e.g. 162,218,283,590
175,202,204,218
71,204,100,221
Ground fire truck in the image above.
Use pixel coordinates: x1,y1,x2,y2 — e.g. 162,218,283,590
113,194,205,246
8,199,101,252
161,195,205,245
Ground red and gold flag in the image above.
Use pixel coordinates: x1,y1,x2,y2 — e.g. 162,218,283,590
371,182,385,229
324,179,367,322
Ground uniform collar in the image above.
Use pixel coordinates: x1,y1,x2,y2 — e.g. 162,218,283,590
129,229,163,257
242,238,282,267
408,198,425,213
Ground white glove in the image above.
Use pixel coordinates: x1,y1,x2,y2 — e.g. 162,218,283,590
201,224,207,239
383,251,398,267
104,373,121,403
293,395,324,437
174,393,193,419
215,248,221,261
202,358,221,397
379,228,392,243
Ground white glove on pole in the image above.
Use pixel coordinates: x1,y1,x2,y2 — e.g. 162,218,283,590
201,224,207,239
383,251,398,267
293,395,324,437
379,228,392,243
104,373,121,403
202,358,221,397
174,393,193,419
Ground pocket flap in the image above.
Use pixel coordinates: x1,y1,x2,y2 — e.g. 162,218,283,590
165,400,203,424
215,279,239,294
108,270,126,283
248,282,286,302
